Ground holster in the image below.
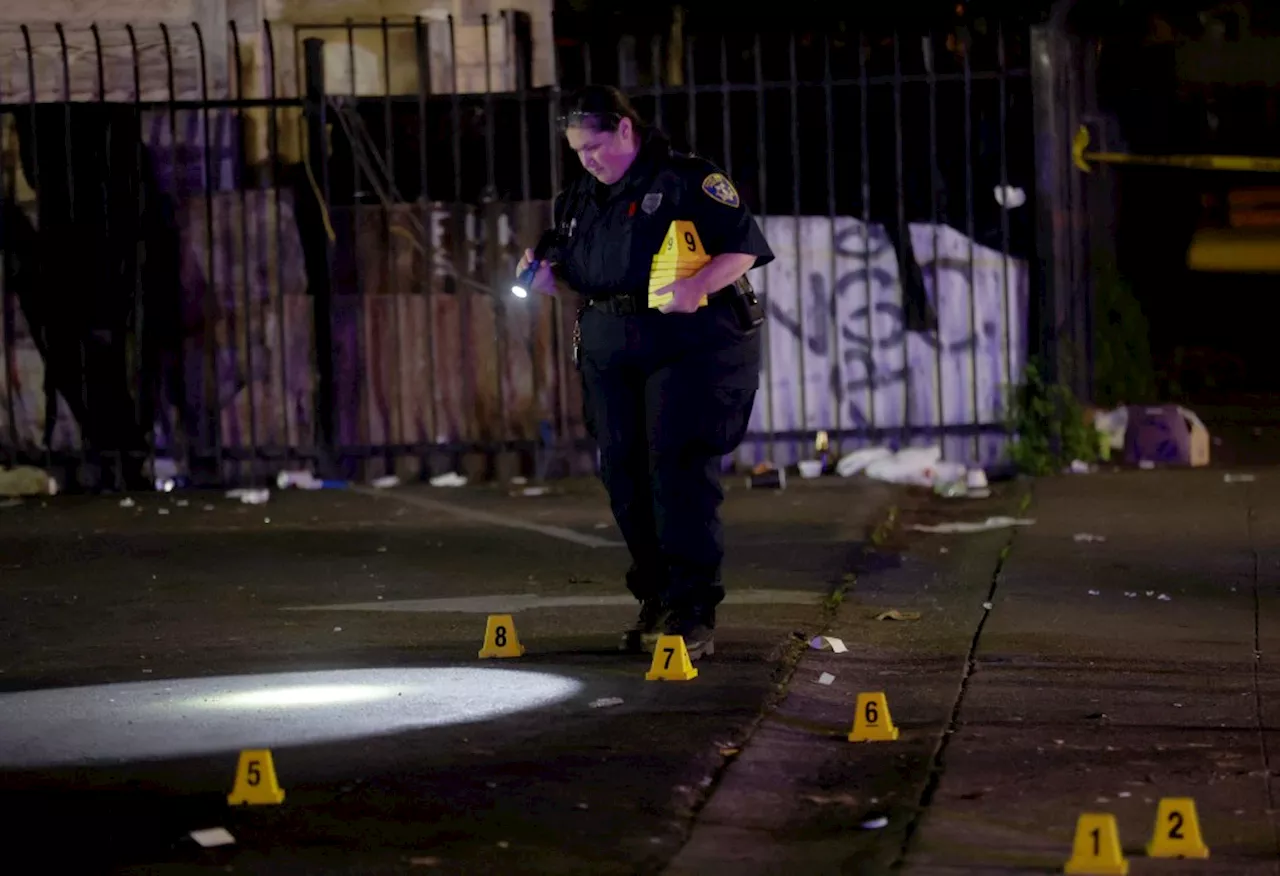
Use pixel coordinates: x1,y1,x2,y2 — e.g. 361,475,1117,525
728,276,765,331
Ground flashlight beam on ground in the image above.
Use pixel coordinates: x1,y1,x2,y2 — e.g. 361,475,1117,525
0,667,584,768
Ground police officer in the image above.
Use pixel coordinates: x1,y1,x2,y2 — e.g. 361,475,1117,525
516,85,773,660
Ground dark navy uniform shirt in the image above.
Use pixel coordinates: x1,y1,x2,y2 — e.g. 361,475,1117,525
551,129,774,301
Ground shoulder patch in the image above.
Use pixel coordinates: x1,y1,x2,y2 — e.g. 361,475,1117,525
701,173,741,208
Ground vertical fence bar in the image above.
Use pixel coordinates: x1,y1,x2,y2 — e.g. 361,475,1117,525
447,15,467,455
788,31,805,445
891,30,910,443
822,33,840,445
549,14,567,444
925,32,945,453
1,29,22,457
963,30,979,460
381,17,403,467
482,13,507,452
858,31,875,433
18,28,39,466
303,36,337,464
685,35,696,152
230,22,259,475
413,17,439,458
719,35,731,179
126,25,150,484
344,19,364,463
89,24,122,487
194,24,222,475
264,22,291,462
514,14,540,448
160,25,185,472
998,22,1012,401
55,25,79,471
753,34,773,460
582,33,593,84
650,35,663,128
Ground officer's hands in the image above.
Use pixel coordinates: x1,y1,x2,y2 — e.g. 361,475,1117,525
516,248,558,295
655,277,706,314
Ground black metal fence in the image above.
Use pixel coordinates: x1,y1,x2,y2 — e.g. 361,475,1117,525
0,15,1044,490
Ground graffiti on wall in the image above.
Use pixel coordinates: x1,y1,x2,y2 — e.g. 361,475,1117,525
735,216,1028,466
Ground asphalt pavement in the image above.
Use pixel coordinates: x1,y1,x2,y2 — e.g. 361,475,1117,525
4,464,1280,874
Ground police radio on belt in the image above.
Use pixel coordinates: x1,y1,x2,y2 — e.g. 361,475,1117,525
511,229,562,298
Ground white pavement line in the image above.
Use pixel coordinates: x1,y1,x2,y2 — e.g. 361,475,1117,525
349,485,624,549
284,589,827,614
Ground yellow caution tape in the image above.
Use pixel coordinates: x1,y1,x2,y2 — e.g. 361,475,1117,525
1073,125,1280,174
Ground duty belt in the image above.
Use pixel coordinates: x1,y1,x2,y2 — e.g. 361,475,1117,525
586,287,730,316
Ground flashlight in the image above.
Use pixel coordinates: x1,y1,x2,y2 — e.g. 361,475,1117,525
512,230,560,298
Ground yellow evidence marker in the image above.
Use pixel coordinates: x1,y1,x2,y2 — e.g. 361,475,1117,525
1146,797,1209,859
478,613,525,658
1063,813,1128,875
227,749,285,806
847,692,900,742
645,634,699,681
647,220,711,310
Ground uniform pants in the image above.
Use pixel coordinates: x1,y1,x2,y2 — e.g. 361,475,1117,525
578,297,761,625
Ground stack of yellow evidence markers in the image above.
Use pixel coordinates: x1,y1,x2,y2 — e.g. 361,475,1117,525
648,220,711,310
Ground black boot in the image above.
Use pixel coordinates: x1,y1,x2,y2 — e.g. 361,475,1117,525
620,599,669,653
656,609,715,661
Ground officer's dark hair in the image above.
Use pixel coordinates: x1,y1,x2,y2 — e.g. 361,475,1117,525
560,85,645,134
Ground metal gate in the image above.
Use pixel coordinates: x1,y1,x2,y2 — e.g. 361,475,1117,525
0,14,1039,488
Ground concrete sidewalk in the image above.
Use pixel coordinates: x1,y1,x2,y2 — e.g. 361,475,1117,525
672,466,1280,875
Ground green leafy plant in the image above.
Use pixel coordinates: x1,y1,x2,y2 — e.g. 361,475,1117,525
1092,258,1156,408
1006,361,1098,476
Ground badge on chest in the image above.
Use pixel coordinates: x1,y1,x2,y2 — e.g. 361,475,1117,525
648,220,711,310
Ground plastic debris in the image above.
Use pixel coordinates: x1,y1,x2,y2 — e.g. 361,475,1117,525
1224,473,1256,483
1088,589,1101,596
371,475,401,489
860,816,889,830
588,697,624,709
910,516,1035,534
875,609,921,622
982,601,993,610
430,472,468,488
866,446,966,488
1157,593,1172,602
226,488,270,505
1074,533,1107,543
817,672,836,686
519,487,550,497
1069,459,1093,474
835,446,893,478
119,497,137,509
994,184,1026,208
277,470,324,490
189,828,235,848
810,636,848,653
